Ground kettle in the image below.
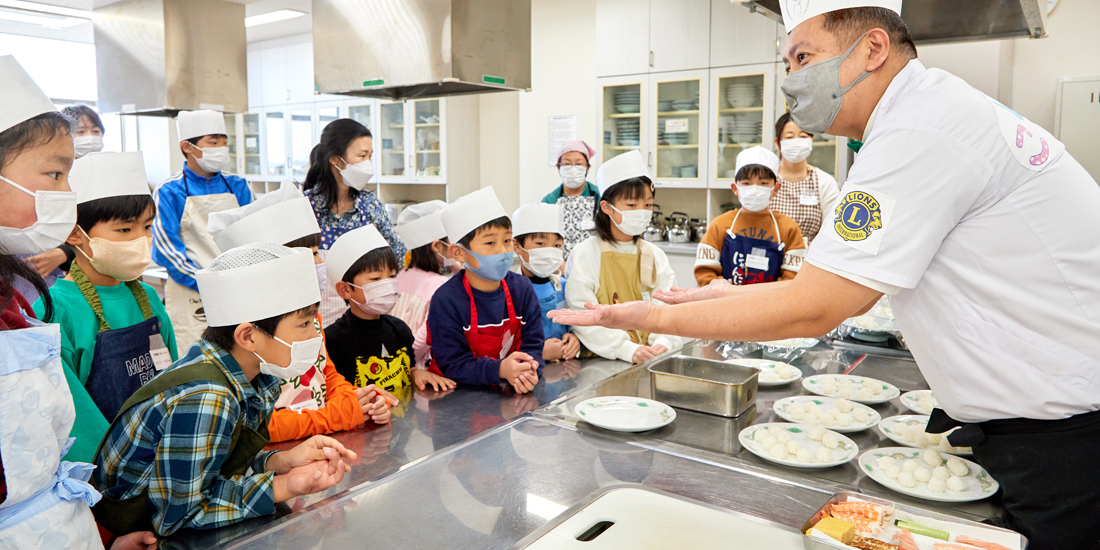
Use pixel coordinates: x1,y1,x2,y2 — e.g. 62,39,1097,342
688,218,707,242
667,212,691,243
644,206,666,242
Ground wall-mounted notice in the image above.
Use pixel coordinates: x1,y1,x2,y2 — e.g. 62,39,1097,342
548,114,579,167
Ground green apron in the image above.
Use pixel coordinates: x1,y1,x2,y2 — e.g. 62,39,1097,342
91,360,272,536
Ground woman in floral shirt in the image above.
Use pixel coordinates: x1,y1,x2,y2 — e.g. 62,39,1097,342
303,118,406,324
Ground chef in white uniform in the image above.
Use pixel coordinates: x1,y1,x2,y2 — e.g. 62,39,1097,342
549,3,1100,548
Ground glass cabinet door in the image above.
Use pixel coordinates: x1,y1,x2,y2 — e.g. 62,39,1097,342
290,109,312,180
809,134,838,180
319,106,340,135
601,82,643,164
380,102,405,178
265,111,286,178
655,78,701,183
412,99,442,180
242,113,262,177
348,103,371,129
223,114,239,174
715,73,765,183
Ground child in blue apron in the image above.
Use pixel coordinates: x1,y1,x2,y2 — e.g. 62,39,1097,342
427,187,545,393
32,153,178,465
694,146,807,287
510,202,580,362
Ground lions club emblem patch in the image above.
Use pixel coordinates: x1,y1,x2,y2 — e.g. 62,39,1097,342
834,190,882,242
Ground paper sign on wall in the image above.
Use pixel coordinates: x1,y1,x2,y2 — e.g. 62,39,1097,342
548,114,579,167
665,119,689,134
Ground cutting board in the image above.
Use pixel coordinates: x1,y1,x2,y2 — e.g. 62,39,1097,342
521,488,804,549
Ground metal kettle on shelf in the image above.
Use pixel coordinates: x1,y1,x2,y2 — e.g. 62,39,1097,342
667,212,692,243
643,205,666,242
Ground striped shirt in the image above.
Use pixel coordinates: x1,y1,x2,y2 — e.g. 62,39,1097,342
92,339,282,536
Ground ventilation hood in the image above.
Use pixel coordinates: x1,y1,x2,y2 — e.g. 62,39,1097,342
312,0,531,100
93,0,248,116
742,0,1047,44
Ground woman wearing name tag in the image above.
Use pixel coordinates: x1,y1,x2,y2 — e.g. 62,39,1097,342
770,112,840,244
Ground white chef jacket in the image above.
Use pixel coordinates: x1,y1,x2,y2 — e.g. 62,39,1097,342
808,59,1100,423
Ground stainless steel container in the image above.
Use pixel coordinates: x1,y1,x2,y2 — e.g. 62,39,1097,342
799,492,1027,550
648,355,758,417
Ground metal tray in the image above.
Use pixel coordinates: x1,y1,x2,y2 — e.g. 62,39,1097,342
648,355,758,418
799,491,1027,550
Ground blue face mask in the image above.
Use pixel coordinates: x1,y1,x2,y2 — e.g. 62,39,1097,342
459,245,513,282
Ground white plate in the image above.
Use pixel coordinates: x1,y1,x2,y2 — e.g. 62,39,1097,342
878,415,973,456
739,423,858,469
859,447,998,502
802,374,900,404
772,396,880,433
724,358,802,386
899,390,938,415
575,396,676,432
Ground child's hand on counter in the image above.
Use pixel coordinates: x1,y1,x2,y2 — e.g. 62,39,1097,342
510,369,539,394
631,345,669,364
412,368,457,391
267,435,357,475
500,351,538,391
560,333,581,359
273,455,350,502
543,338,564,362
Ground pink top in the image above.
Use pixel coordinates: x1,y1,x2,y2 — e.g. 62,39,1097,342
393,267,449,367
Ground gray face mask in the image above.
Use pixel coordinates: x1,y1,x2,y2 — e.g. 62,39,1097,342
781,32,872,135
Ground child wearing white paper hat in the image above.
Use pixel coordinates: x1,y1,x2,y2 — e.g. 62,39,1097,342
93,243,357,538
207,184,397,442
29,152,177,465
511,202,580,362
694,146,806,287
563,150,682,364
427,187,545,394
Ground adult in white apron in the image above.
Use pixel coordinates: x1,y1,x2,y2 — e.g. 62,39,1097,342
541,141,600,257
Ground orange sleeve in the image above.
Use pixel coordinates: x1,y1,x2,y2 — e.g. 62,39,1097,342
267,314,367,443
694,212,733,286
778,213,806,281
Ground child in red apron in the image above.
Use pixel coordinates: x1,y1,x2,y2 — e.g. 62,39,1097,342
427,187,546,393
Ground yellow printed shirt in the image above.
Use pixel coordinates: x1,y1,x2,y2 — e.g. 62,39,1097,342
323,311,416,399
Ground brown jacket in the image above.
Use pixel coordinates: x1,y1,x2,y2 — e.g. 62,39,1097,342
694,208,807,286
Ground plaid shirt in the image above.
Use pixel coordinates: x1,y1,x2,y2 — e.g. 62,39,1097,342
93,339,283,536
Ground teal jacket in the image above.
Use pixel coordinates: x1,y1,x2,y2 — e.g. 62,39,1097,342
541,182,600,204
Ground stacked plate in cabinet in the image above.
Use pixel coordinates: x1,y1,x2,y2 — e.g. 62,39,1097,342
727,117,763,144
617,118,640,146
614,90,641,114
726,83,762,108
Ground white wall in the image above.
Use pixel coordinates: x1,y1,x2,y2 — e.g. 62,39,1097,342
479,92,522,212
517,0,599,207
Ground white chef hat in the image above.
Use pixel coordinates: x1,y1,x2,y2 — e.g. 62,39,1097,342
511,203,562,238
440,187,508,244
396,200,448,250
326,224,391,287
176,109,227,142
70,152,151,204
735,146,780,177
196,242,320,327
207,184,321,252
781,0,903,34
0,55,57,134
596,150,650,197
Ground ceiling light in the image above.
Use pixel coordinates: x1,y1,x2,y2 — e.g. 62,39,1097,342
244,9,305,28
0,0,92,19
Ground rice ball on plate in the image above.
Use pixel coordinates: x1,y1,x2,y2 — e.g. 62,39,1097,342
947,457,969,477
822,433,840,449
915,433,930,448
760,372,779,383
903,460,920,473
790,409,805,421
827,407,841,419
928,476,947,493
885,466,902,479
922,449,943,468
898,472,917,488
808,427,826,441
856,388,873,400
903,425,921,443
861,379,876,390
947,476,967,492
796,448,814,463
762,436,777,449
786,441,802,454
837,414,853,427
753,429,769,442
926,433,943,446
816,447,832,463
838,387,853,399
778,365,799,379
853,409,869,423
769,444,789,459
914,467,932,483
933,466,951,481
877,456,896,470
806,404,820,416
818,414,834,427
775,431,792,444
872,384,883,395
789,402,806,415
821,382,837,395
835,399,854,414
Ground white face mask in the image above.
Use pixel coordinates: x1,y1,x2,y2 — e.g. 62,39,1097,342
76,228,152,281
608,204,651,237
779,137,813,164
559,165,587,189
436,252,458,268
255,332,323,381
0,174,78,255
192,145,229,174
74,135,104,158
736,184,773,213
339,158,375,191
520,246,564,278
349,278,400,316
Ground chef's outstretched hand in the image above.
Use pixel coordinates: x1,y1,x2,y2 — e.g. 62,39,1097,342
653,278,733,304
548,301,656,331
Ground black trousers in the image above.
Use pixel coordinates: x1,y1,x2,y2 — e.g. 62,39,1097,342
970,411,1100,550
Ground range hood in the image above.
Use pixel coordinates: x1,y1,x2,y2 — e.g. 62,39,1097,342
742,0,1047,44
312,0,531,100
93,0,248,116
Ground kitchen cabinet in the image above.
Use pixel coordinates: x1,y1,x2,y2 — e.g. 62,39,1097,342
376,99,447,184
596,0,650,77
708,63,777,189
598,75,650,169
241,113,262,179
595,0,710,77
709,0,782,68
224,113,239,176
650,69,709,188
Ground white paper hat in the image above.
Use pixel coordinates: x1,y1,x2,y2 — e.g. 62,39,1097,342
596,150,650,197
326,224,390,286
0,55,57,134
207,184,321,252
176,109,227,142
780,0,903,34
511,203,562,238
440,187,508,244
734,146,780,176
196,243,320,327
70,152,151,204
396,200,448,249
